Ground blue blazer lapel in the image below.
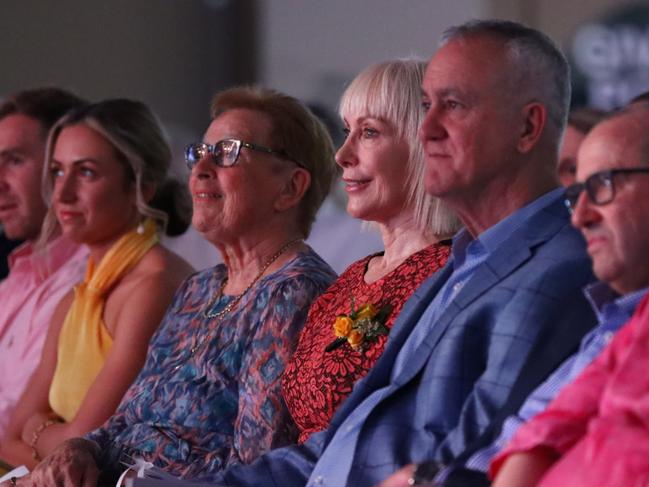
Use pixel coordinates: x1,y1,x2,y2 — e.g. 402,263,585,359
392,197,570,386
385,265,453,354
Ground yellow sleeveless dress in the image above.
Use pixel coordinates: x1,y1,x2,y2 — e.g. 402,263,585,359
48,219,159,422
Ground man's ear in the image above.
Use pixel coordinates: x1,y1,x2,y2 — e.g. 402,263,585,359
517,102,546,153
274,168,311,211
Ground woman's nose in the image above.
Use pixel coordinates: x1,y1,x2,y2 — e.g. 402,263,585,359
55,173,77,202
192,154,216,180
335,137,358,169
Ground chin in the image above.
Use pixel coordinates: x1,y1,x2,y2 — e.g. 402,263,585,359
192,219,222,240
346,197,377,218
345,205,368,220
1,225,22,240
191,219,211,234
423,177,443,196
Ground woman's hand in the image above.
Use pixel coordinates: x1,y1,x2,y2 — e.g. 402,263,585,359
20,438,100,487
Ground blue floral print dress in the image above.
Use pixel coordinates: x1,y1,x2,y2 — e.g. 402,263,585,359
86,248,336,480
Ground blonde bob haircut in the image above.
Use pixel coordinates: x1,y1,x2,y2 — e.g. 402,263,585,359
210,86,337,238
339,59,461,237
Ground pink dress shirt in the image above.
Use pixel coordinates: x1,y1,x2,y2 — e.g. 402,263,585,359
491,294,649,487
0,235,87,438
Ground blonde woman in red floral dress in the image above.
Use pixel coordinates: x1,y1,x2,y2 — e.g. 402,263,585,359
282,59,462,443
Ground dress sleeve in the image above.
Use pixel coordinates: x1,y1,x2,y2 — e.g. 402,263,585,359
84,275,195,472
229,273,328,465
489,299,645,478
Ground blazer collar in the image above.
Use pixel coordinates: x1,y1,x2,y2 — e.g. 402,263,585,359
391,197,574,386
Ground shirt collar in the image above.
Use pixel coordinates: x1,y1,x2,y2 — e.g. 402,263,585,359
478,187,564,253
585,281,649,328
8,235,84,283
450,187,564,268
8,240,36,268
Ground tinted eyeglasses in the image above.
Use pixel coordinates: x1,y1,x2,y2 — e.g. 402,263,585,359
564,167,649,213
185,138,305,170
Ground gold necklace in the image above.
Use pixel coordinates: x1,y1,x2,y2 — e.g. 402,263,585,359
203,237,302,319
172,238,302,372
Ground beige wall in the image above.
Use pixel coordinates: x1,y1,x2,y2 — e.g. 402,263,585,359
257,0,486,107
490,0,643,51
3,0,638,126
532,0,641,47
0,0,251,135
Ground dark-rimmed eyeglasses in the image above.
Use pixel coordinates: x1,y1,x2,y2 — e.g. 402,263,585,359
184,139,305,170
564,167,649,213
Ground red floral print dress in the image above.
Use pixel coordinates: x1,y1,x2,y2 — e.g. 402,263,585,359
281,243,451,443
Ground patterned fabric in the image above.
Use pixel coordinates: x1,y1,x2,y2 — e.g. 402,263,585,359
49,219,159,421
0,235,87,437
491,294,649,487
86,247,336,480
214,194,597,487
282,243,450,443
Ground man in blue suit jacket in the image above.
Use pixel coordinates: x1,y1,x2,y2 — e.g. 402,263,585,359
22,19,597,487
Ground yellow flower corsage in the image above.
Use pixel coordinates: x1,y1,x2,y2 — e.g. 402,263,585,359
325,299,392,352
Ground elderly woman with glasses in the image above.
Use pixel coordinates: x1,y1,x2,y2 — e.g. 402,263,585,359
23,87,337,485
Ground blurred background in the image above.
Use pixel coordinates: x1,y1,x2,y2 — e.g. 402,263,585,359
2,0,648,272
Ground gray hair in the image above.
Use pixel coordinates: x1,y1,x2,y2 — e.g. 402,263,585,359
339,59,461,236
441,19,571,142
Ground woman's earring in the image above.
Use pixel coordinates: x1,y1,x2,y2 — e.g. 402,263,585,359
136,220,145,235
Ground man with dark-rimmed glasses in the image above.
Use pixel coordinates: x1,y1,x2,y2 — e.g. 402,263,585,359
485,103,649,486
564,167,649,215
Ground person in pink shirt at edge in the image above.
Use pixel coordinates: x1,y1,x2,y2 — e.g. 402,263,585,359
491,102,649,487
0,88,88,443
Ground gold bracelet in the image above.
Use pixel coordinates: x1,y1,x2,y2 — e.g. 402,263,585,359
29,419,60,461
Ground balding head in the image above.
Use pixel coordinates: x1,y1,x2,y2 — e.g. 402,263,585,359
568,106,649,293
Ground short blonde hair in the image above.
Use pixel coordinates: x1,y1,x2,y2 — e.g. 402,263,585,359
339,59,461,236
211,86,337,237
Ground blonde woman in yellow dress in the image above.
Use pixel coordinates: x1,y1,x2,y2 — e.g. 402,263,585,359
0,99,193,468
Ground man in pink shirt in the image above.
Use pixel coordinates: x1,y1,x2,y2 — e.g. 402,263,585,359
0,88,87,438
